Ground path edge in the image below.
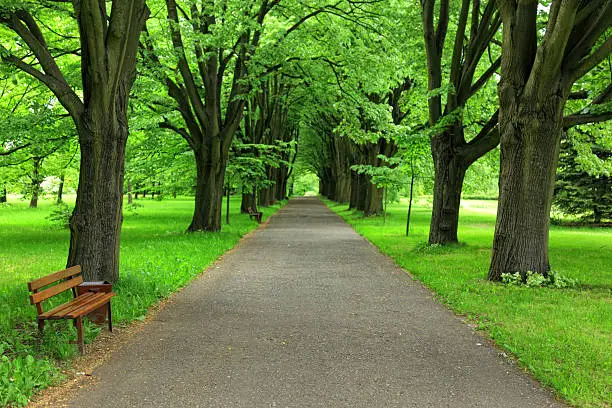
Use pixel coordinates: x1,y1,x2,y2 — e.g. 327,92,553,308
319,197,568,408
27,200,289,408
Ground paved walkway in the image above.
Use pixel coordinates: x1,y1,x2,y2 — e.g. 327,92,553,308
66,197,561,407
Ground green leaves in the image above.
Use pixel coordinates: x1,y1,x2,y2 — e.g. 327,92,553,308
0,355,58,407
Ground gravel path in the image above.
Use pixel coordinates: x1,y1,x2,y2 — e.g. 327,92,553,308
65,197,562,407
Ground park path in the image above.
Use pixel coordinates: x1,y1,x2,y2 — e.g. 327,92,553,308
64,197,561,407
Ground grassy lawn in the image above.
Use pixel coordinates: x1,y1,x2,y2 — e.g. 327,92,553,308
0,195,284,407
325,198,611,408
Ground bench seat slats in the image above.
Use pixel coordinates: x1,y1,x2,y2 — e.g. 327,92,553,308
38,291,97,319
38,291,96,319
64,292,115,319
30,275,84,305
28,266,82,291
39,292,115,319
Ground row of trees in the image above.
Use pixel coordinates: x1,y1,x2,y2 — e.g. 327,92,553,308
0,0,345,281
303,0,611,280
0,0,610,283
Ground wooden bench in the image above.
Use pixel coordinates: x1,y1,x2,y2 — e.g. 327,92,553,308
27,265,115,354
247,207,263,223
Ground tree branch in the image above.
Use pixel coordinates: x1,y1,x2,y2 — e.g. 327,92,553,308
569,35,612,84
563,111,612,128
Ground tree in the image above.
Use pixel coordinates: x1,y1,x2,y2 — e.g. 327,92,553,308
142,0,359,231
243,73,298,207
0,82,75,208
488,1,612,280
554,127,611,223
0,1,150,282
420,0,501,245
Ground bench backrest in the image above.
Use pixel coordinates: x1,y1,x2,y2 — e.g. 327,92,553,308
27,266,83,313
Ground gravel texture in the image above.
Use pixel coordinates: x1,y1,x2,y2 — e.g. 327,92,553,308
64,197,563,407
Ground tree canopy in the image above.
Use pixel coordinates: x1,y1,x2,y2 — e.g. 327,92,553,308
0,0,610,283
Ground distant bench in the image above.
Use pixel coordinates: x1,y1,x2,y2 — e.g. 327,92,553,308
247,207,263,223
27,266,115,354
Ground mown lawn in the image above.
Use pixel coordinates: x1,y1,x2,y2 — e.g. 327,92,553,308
325,198,611,408
0,195,284,407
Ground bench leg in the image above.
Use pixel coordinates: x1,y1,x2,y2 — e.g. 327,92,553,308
107,302,113,333
74,317,84,354
37,319,44,336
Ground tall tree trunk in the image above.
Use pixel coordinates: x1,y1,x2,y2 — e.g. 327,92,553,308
349,171,359,209
127,179,133,205
0,185,6,203
356,173,367,211
488,98,563,281
241,192,256,213
383,187,388,224
484,0,612,281
326,176,337,201
428,131,468,244
29,157,41,208
276,167,288,201
0,1,150,283
335,175,351,203
68,117,128,283
406,171,415,236
56,173,65,204
363,178,383,216
421,0,501,246
258,187,269,207
68,1,148,283
593,206,602,224
189,147,226,232
349,171,367,210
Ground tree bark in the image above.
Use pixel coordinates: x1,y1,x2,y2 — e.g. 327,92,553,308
428,130,468,244
68,117,129,283
487,0,611,281
349,171,359,209
127,179,133,205
488,97,563,280
29,157,41,208
406,171,415,236
57,173,65,204
189,146,227,232
334,175,351,203
421,0,501,245
241,192,256,213
68,1,149,282
1,0,149,276
349,171,367,210
363,178,383,216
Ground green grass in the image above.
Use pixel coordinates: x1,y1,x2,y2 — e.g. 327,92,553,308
0,195,284,406
325,198,611,408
